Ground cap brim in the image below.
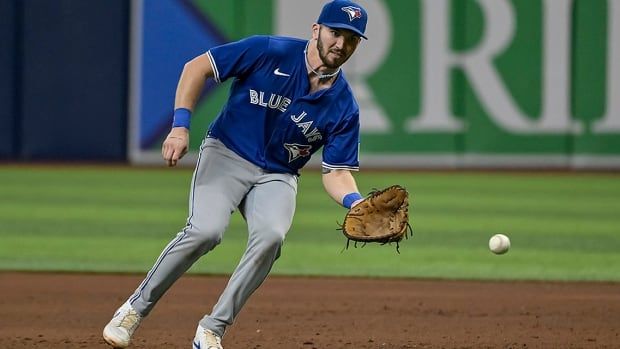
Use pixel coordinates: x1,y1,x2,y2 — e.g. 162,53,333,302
321,22,368,39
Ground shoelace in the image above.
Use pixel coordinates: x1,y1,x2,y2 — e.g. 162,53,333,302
203,329,222,348
118,310,141,333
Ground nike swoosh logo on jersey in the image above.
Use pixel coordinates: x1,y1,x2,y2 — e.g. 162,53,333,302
274,68,290,77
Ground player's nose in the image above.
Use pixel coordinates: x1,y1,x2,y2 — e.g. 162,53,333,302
333,36,345,49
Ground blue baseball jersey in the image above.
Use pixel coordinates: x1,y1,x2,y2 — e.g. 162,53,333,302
205,35,360,175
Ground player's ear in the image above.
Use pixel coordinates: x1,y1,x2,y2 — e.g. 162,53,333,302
311,23,320,40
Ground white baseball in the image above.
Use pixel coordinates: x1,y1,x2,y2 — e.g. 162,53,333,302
489,234,510,254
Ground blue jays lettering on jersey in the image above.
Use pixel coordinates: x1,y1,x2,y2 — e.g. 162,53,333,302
205,35,360,175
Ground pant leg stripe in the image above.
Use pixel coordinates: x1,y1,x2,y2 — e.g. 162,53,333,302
129,144,206,305
129,231,187,305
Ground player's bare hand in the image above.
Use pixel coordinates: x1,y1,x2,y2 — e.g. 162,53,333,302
162,127,189,167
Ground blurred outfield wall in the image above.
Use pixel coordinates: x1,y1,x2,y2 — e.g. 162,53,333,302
1,0,616,168
0,0,128,161
130,0,620,169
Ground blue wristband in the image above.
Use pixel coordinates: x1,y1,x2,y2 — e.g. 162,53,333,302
172,108,191,129
342,192,363,209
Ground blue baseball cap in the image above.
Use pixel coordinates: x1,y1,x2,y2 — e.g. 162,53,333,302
317,0,368,39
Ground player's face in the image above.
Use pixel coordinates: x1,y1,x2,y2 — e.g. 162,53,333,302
316,25,361,69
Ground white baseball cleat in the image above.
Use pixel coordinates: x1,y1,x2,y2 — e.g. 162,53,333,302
102,302,143,348
193,325,223,349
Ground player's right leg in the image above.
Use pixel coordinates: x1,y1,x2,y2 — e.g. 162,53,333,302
199,173,297,339
103,137,260,348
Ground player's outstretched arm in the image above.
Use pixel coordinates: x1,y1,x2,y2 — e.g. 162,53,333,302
321,169,363,208
162,53,215,167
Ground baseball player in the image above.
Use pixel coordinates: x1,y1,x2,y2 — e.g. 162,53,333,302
103,1,368,348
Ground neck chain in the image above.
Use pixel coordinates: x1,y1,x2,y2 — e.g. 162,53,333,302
304,42,340,80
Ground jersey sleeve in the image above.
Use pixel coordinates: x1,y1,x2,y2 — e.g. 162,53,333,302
206,36,268,83
321,112,360,171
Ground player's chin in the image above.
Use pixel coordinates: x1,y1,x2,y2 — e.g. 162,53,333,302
325,56,344,69
329,53,350,67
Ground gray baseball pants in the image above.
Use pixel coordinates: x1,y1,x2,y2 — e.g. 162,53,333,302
128,137,298,337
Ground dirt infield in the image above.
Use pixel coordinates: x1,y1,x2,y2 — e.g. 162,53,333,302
1,272,618,349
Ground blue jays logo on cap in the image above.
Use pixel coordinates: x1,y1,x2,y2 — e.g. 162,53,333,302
341,6,363,21
317,0,368,39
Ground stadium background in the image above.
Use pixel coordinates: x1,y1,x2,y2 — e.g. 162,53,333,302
1,0,619,168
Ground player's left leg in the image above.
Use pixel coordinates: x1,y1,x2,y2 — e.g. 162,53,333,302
196,172,297,339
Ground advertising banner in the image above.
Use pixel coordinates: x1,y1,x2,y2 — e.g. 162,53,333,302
129,0,620,169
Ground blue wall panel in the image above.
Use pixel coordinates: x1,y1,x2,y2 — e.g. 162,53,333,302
20,0,129,160
0,0,17,159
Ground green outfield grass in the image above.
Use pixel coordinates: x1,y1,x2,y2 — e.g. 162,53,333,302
0,166,618,281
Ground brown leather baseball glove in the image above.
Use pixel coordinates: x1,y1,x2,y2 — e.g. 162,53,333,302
339,185,412,252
